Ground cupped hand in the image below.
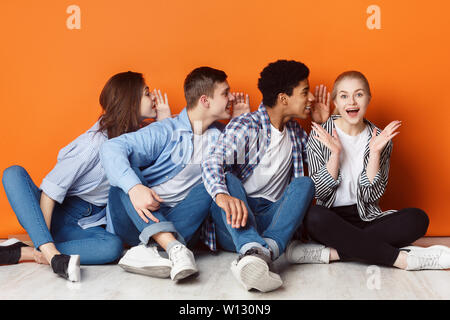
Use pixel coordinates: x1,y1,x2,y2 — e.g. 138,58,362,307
153,89,171,120
311,84,331,124
231,92,250,118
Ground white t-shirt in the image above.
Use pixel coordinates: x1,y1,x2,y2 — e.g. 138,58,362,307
243,124,293,202
151,132,209,207
333,124,370,207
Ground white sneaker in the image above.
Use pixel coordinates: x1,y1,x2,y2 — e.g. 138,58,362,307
402,245,450,270
168,245,198,281
285,240,330,264
230,248,282,292
118,244,172,278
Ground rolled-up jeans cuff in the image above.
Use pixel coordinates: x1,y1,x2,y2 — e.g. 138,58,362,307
139,221,186,246
263,237,279,260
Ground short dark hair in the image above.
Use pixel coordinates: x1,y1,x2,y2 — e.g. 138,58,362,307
257,60,310,107
184,67,227,109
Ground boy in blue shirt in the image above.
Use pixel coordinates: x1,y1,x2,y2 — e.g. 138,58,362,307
100,67,249,281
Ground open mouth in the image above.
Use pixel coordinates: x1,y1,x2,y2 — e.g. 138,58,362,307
345,107,360,117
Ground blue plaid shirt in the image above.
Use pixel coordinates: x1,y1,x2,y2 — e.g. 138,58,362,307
201,103,309,250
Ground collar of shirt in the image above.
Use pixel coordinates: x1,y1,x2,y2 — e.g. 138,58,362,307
89,119,108,138
173,107,193,134
256,103,306,178
255,103,272,148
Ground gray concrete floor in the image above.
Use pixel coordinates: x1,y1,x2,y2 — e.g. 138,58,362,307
1,237,450,300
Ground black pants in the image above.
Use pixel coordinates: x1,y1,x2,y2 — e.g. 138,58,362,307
304,205,429,266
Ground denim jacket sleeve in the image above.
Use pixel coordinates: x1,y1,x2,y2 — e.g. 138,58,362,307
100,122,170,194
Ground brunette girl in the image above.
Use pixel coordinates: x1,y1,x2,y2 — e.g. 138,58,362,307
1,71,171,281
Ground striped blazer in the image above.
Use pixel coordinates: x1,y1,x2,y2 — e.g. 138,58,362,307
306,115,397,221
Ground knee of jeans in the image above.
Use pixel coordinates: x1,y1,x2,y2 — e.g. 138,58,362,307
109,185,123,198
96,235,124,263
290,176,315,197
108,188,123,211
225,172,241,188
109,186,131,208
2,165,26,186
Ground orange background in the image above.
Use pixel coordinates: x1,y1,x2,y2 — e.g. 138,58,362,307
1,0,449,237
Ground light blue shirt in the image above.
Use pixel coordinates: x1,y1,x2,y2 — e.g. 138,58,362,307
41,121,109,206
38,121,111,230
100,108,222,194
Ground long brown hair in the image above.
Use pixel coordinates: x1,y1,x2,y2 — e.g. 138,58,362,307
98,71,145,139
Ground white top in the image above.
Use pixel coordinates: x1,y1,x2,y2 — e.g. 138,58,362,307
243,124,293,202
333,124,370,207
151,132,209,207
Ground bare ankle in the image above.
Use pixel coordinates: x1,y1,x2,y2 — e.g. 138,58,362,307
152,232,177,251
329,248,340,261
393,251,408,270
38,243,60,264
18,247,35,262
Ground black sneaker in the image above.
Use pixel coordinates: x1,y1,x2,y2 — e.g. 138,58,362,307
0,238,29,265
51,254,80,282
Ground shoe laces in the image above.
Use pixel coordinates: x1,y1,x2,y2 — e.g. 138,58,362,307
416,252,441,269
300,247,322,262
169,245,186,264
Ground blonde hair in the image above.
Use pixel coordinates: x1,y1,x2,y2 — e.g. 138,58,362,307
331,71,371,115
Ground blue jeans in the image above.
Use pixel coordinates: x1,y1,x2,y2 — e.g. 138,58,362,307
2,165,123,265
210,172,315,259
108,169,212,247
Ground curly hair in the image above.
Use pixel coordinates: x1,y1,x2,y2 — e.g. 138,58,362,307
257,60,310,107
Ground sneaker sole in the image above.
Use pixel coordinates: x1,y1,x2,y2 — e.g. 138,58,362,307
232,256,282,292
119,262,172,278
171,267,198,281
67,255,80,282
